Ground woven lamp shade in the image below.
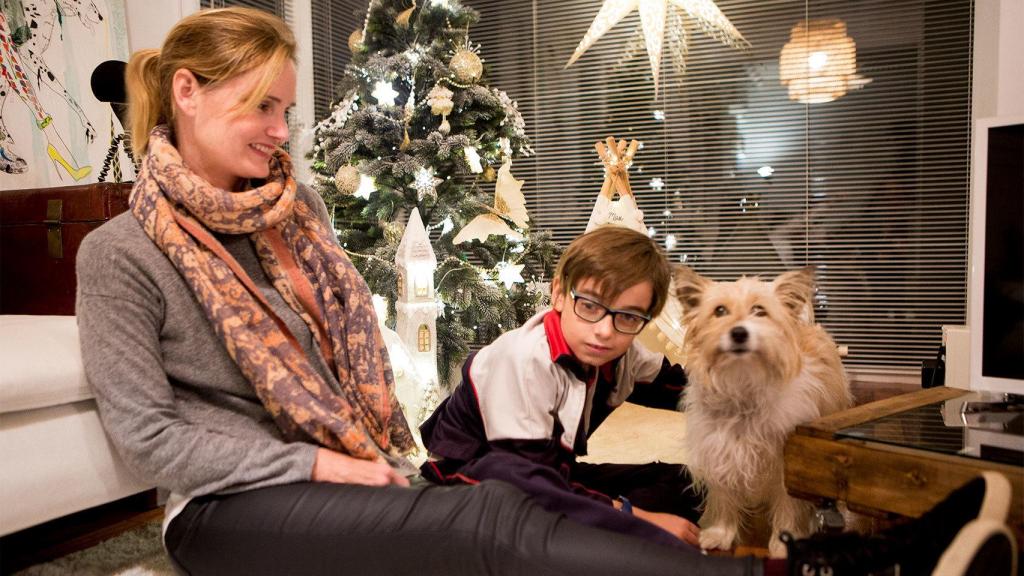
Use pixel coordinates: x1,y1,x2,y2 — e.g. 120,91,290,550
779,18,869,104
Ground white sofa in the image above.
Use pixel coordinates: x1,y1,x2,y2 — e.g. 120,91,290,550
0,315,151,536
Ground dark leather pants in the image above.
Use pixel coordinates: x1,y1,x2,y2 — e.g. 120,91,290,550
166,479,761,576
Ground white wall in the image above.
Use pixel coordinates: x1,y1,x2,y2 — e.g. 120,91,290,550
973,0,1024,119
124,0,199,52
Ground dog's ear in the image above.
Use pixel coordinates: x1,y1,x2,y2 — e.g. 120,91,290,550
773,266,816,323
674,265,710,313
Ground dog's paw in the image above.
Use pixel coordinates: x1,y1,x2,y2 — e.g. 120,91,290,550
699,525,737,551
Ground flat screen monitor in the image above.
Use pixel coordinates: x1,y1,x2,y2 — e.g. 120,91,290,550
969,116,1024,395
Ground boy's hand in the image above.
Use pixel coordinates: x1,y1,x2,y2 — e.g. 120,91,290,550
633,506,701,547
312,448,410,487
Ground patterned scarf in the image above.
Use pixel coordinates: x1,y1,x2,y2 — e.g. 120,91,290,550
130,125,415,460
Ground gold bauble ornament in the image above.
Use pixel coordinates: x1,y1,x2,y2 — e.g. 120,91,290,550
348,29,364,53
482,164,497,182
334,164,362,195
449,49,483,84
383,221,404,245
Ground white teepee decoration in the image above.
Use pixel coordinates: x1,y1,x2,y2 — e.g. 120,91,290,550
585,137,686,365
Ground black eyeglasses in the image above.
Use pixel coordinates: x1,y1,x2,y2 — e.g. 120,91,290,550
569,290,651,335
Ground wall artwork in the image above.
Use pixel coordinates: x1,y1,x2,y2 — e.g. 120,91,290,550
1,0,131,191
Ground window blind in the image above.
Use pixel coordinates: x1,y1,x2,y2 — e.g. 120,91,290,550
201,0,288,16
310,0,368,122
458,0,973,376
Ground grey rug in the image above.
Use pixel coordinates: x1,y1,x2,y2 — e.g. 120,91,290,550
13,521,174,576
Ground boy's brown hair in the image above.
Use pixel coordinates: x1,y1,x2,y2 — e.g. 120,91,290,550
554,226,671,318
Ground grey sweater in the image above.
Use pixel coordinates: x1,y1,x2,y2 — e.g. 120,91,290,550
76,186,338,498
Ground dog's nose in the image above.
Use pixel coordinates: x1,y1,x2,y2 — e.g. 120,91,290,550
730,326,749,344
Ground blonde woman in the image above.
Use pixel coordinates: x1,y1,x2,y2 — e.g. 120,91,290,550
75,7,1015,576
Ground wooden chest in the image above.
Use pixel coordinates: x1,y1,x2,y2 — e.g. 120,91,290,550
1,183,132,315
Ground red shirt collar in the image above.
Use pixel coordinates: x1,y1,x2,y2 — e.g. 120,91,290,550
544,310,609,384
543,310,573,362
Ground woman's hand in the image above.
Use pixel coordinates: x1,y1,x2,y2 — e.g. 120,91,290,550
311,448,410,487
633,506,701,547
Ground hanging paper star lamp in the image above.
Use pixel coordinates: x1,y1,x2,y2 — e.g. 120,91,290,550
566,0,749,94
779,19,871,104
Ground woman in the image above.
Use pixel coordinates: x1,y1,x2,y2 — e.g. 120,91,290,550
76,7,1014,576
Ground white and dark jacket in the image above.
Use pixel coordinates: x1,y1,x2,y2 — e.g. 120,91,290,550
419,309,686,505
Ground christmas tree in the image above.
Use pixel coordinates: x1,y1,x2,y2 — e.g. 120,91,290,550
309,0,559,399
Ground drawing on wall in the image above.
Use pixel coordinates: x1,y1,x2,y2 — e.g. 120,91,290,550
0,0,130,190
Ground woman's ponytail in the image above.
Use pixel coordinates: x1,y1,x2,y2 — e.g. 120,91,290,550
126,49,164,157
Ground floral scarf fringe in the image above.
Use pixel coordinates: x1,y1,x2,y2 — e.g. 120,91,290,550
130,125,415,460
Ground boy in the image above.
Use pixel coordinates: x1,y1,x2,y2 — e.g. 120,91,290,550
420,226,701,548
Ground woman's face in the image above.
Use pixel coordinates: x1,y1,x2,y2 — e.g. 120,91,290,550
174,61,296,191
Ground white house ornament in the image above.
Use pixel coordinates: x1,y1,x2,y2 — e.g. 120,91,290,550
393,208,442,426
453,160,529,244
449,47,483,84
334,164,362,195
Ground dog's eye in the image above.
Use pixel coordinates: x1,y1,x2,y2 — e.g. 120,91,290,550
714,305,728,317
751,305,767,317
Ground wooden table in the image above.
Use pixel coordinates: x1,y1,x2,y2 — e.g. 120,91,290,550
784,386,1023,535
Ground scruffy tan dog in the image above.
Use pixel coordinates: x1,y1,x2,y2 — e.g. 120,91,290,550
675,266,852,557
